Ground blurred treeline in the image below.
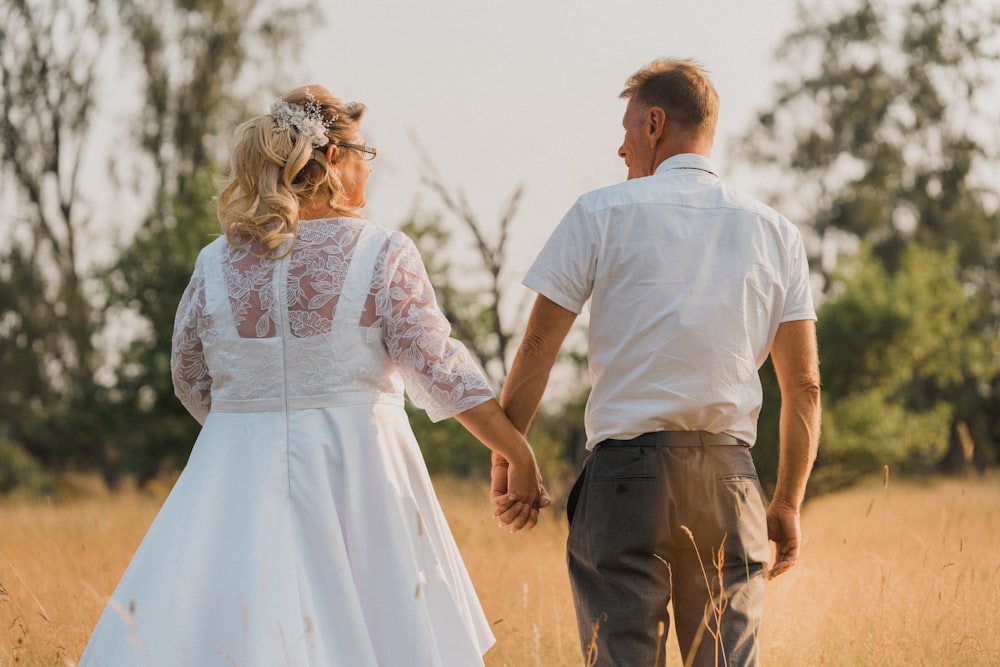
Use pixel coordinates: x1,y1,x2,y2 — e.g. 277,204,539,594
1,0,998,499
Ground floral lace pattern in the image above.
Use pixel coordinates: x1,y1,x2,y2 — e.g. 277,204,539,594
171,271,212,424
170,218,493,425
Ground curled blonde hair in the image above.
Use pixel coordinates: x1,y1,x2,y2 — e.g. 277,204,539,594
620,58,719,140
216,85,367,259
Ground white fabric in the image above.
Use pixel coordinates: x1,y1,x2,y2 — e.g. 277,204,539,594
523,154,816,449
80,217,495,666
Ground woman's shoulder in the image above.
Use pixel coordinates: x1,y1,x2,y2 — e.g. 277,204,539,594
345,218,417,252
194,235,227,263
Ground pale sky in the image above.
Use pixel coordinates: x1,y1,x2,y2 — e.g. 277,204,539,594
302,1,800,282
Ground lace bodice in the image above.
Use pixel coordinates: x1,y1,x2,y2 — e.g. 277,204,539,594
170,217,493,424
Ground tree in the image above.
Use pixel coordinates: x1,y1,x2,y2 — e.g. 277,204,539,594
115,0,305,206
0,0,112,479
742,0,1000,279
740,0,1000,478
103,0,307,483
411,142,524,387
818,245,990,487
103,167,220,482
0,248,55,494
0,0,308,491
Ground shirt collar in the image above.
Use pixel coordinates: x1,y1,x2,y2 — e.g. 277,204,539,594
653,153,717,178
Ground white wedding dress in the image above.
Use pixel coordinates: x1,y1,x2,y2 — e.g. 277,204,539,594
79,218,496,666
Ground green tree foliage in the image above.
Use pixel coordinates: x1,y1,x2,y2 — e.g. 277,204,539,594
814,245,991,487
0,247,56,495
742,0,1000,480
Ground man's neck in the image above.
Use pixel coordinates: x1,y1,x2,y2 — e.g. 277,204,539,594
653,134,713,171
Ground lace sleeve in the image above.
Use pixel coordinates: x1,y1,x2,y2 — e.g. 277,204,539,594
375,232,494,422
171,261,212,425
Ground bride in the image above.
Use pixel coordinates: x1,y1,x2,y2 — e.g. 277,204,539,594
79,85,547,666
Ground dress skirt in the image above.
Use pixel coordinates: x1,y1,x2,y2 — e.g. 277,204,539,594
79,398,494,666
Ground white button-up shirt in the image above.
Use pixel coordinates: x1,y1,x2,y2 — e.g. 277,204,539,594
523,154,816,448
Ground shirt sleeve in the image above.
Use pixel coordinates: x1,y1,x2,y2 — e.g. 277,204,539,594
171,255,213,425
522,198,599,314
375,231,494,422
781,224,817,323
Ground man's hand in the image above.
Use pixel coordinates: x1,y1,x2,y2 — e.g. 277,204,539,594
766,500,801,578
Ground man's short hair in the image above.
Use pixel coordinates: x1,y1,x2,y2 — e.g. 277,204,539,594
620,58,719,138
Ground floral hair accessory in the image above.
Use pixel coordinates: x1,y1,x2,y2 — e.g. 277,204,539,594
270,87,338,148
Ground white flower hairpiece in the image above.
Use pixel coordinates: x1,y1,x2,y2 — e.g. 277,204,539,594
270,87,337,147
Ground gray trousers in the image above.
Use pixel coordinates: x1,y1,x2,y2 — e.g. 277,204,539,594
566,432,770,666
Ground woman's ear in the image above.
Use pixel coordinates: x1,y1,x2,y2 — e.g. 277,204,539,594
325,144,338,165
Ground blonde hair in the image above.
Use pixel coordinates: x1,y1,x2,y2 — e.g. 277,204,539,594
216,85,367,259
620,58,719,139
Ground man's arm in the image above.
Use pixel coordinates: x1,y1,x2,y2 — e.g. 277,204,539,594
493,294,577,522
766,318,821,577
501,294,578,433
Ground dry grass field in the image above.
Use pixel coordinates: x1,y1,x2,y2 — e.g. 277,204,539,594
1,473,998,666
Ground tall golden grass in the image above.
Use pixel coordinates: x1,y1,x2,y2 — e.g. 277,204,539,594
1,474,997,666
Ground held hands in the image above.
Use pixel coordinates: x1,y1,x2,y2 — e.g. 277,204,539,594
451,399,548,531
490,451,550,533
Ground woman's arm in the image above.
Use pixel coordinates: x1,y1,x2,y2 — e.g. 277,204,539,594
378,233,549,530
171,268,212,425
454,399,548,532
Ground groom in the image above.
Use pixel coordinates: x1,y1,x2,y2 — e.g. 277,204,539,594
493,58,821,666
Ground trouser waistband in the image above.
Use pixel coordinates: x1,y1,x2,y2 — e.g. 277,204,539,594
597,430,748,448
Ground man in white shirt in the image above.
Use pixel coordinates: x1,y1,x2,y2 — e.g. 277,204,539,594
495,58,821,666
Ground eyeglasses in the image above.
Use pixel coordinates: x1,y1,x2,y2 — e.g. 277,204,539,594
336,142,377,161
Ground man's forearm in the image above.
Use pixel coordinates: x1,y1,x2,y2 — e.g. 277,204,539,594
770,319,821,509
501,342,557,435
500,295,577,435
774,387,821,508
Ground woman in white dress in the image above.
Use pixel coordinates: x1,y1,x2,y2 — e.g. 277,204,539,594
79,85,547,666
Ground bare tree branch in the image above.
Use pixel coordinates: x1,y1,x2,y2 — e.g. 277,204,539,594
408,132,525,382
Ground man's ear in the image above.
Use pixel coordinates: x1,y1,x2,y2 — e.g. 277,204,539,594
646,106,667,147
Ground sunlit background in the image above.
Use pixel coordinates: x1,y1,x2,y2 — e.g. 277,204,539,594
2,0,999,662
